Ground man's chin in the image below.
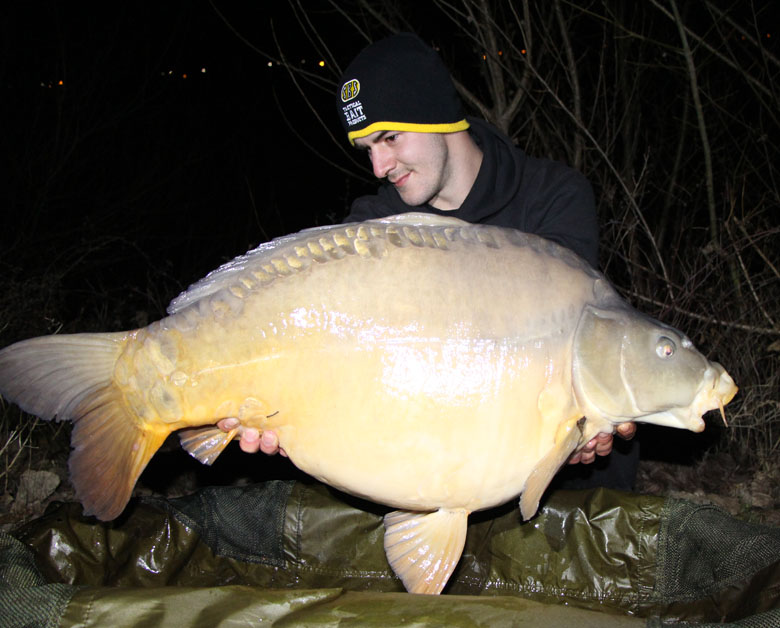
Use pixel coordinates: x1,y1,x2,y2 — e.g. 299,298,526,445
396,188,431,208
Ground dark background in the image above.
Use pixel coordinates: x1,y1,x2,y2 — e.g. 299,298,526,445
0,1,777,488
1,2,377,333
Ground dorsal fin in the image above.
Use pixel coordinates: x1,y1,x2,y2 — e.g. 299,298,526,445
166,213,469,315
166,225,334,314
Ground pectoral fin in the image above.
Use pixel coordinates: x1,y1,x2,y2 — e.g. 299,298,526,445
383,508,468,594
519,417,584,520
179,425,239,465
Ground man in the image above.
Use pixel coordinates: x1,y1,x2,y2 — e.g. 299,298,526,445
220,32,637,489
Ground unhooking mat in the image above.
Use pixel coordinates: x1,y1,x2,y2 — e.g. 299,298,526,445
2,482,780,627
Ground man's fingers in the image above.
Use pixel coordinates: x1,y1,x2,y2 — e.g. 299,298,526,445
259,430,285,456
580,450,596,464
570,449,596,465
569,432,614,465
593,432,613,455
215,420,286,456
567,424,637,466
616,422,637,440
239,428,262,454
217,417,240,433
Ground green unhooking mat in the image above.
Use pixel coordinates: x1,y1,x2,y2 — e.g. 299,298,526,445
2,483,780,627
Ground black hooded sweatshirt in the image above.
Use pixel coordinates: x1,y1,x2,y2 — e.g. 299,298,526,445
345,118,639,491
345,117,599,269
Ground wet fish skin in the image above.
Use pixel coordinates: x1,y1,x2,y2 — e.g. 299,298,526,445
0,213,737,594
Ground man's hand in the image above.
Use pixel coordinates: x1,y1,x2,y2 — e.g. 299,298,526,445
216,418,287,456
216,419,635,462
568,422,636,465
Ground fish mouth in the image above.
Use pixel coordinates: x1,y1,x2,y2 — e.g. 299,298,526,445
637,361,738,433
689,361,738,430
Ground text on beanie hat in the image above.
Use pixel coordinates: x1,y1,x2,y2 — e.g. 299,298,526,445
337,33,469,145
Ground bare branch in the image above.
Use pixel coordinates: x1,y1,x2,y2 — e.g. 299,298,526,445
630,292,780,337
665,0,718,249
553,0,583,169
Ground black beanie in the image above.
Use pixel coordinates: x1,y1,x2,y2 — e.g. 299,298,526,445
337,33,469,145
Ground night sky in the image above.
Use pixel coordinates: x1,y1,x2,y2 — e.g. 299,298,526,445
2,2,376,332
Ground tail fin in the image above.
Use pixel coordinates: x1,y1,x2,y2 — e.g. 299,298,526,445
0,332,169,520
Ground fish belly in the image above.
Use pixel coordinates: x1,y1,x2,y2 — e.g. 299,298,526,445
145,237,586,513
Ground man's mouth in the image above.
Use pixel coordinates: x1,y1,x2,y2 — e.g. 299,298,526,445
390,172,410,187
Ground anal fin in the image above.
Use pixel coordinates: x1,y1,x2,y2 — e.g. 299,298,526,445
383,508,468,594
179,425,239,465
519,416,584,520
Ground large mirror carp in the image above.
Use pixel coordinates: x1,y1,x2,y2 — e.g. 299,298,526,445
0,213,737,594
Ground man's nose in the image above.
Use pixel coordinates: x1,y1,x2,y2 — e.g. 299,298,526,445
371,147,395,179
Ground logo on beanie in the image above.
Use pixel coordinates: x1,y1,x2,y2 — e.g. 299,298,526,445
341,79,360,102
342,101,366,127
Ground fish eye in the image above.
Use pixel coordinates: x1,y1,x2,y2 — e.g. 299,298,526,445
656,337,676,358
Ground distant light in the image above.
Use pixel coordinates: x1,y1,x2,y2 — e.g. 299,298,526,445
301,58,306,64
482,54,486,60
201,67,206,73
182,73,187,79
319,60,325,67
498,50,503,56
267,61,273,67
58,80,63,86
521,49,527,55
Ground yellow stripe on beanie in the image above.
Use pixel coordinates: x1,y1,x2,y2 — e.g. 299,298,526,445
347,119,470,145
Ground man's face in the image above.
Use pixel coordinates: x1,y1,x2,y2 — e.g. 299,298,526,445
354,131,450,207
